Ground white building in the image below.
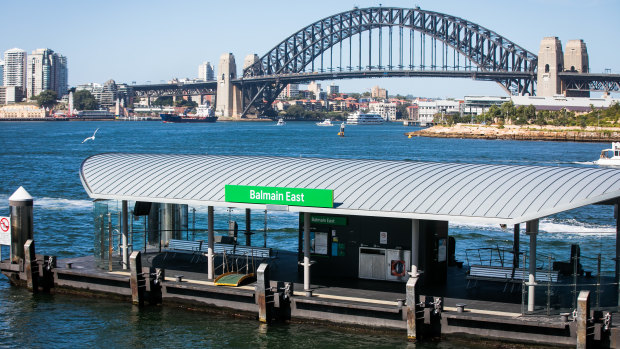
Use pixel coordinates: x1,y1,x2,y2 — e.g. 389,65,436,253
417,99,462,123
26,48,69,99
369,101,397,121
463,96,512,115
198,61,215,81
3,48,27,93
511,95,620,113
278,84,299,99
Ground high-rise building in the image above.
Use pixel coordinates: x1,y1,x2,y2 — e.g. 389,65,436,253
371,85,388,99
26,48,68,99
198,61,215,81
0,60,4,86
3,48,27,92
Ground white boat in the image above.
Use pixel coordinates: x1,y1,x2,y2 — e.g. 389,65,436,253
346,111,385,125
316,119,334,126
276,118,286,126
595,142,620,166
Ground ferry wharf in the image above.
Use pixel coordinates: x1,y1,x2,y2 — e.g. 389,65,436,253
4,153,620,347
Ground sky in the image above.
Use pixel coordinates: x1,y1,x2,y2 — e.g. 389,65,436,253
1,0,619,99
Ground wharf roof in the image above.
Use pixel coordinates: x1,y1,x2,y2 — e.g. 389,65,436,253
80,153,620,225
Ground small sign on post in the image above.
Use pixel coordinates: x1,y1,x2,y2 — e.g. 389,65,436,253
0,216,10,245
0,216,10,261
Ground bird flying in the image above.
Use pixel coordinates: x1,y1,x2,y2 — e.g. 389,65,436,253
82,128,99,143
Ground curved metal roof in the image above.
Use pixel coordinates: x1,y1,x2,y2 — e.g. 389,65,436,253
80,153,620,225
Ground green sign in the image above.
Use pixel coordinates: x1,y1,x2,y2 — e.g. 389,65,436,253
225,185,333,208
301,214,347,226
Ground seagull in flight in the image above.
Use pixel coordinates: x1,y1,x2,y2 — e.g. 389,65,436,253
82,128,99,143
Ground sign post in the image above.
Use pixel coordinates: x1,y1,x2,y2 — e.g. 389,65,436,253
0,216,11,262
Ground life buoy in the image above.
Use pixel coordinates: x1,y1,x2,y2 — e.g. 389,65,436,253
391,260,406,277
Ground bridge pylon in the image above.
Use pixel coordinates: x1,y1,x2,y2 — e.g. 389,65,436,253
537,37,564,97
215,53,242,118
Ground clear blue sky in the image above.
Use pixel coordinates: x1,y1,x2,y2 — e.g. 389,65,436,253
1,0,618,98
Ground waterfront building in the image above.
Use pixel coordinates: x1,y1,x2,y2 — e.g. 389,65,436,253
198,61,215,81
406,105,419,121
511,95,620,113
0,86,24,104
0,60,4,86
371,85,388,99
0,104,45,118
26,48,69,99
417,99,462,123
3,48,27,99
369,101,397,121
462,96,512,116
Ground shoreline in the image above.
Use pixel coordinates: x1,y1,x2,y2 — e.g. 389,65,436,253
406,124,620,142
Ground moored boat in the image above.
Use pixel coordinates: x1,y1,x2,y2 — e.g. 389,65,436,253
346,111,384,125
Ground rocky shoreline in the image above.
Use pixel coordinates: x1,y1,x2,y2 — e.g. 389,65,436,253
406,124,620,142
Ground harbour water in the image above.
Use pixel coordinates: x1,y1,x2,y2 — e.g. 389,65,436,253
0,120,616,348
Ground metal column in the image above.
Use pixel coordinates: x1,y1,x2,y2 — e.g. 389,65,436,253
208,206,214,280
411,219,420,271
9,186,33,263
121,200,129,270
526,219,539,312
245,208,252,246
303,212,311,296
513,224,520,268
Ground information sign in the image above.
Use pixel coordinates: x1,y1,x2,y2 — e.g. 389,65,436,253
225,185,333,208
0,216,11,245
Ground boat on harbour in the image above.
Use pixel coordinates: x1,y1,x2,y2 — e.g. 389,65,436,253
160,105,217,123
276,118,286,126
595,142,620,166
316,119,334,126
346,111,385,125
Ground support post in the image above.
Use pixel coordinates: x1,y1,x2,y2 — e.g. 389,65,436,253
208,206,214,280
9,187,33,263
122,200,129,270
406,265,420,342
411,219,419,271
303,212,311,295
526,219,539,312
129,251,143,306
245,208,251,246
256,263,270,323
24,239,37,292
513,224,520,268
576,290,591,349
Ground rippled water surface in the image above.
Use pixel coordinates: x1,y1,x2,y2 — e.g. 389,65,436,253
0,120,614,348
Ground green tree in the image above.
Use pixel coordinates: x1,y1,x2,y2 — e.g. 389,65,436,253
152,96,173,106
175,99,198,108
33,90,58,109
73,90,99,110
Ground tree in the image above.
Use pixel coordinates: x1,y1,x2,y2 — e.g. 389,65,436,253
73,90,99,110
175,99,198,108
33,90,58,109
152,96,173,106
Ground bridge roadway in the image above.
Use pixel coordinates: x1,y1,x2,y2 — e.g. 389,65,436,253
233,69,535,84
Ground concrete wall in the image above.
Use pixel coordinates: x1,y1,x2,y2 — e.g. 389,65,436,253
537,37,564,97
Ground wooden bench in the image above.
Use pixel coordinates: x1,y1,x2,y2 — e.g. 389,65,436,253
467,265,559,291
164,239,203,263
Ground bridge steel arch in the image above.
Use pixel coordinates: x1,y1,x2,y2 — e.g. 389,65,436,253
240,7,537,117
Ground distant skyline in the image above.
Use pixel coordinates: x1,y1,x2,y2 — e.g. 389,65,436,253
1,0,619,98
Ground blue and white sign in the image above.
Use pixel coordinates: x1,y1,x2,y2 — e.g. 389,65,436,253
0,216,11,245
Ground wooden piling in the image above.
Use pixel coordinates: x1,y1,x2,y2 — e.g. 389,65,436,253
406,271,420,341
256,263,270,323
24,239,37,292
130,251,143,306
577,290,591,349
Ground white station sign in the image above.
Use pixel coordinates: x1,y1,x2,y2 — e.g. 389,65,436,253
0,216,11,245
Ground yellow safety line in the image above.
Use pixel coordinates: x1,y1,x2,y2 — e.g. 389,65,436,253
293,291,398,306
109,271,255,290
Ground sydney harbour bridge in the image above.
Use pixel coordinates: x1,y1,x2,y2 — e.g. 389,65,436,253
130,6,620,117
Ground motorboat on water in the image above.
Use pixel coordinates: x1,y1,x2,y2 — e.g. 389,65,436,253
276,118,286,126
346,111,385,125
595,142,620,166
316,119,334,126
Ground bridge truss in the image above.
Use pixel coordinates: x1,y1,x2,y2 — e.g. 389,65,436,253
240,6,538,116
